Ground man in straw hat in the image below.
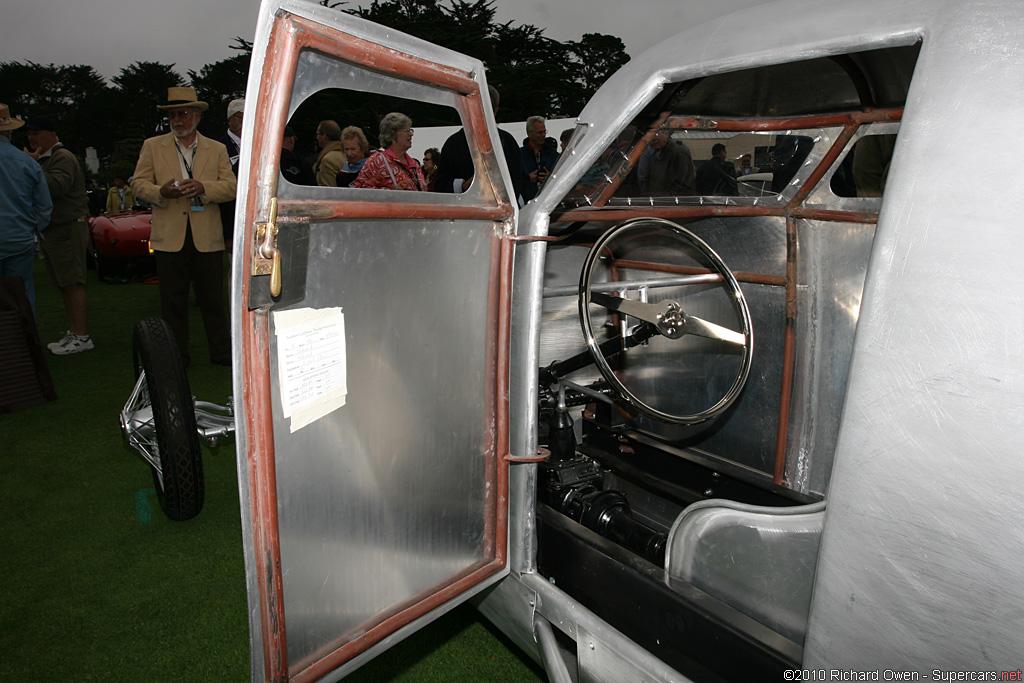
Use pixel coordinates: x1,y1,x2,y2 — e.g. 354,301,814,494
0,103,52,316
131,86,236,367
22,114,92,353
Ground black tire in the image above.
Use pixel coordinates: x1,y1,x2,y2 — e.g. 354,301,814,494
132,318,204,521
91,237,115,282
94,249,109,282
86,238,97,270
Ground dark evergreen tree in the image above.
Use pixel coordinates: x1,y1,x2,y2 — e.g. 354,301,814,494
0,61,116,162
324,0,630,122
559,33,630,116
105,62,186,172
0,5,629,177
189,37,252,135
112,61,186,136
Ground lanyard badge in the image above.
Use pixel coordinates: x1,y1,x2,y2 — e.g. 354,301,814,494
177,143,206,211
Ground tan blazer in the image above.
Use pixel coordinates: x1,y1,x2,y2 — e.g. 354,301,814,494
314,141,345,187
132,132,237,252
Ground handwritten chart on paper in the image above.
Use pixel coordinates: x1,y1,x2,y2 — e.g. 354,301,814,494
273,307,347,432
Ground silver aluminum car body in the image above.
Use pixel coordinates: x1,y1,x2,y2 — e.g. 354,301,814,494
234,0,1024,680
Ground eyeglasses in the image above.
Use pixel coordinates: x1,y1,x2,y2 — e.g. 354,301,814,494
400,128,414,135
167,109,195,120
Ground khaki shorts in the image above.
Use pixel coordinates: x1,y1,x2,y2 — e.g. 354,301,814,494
42,218,89,288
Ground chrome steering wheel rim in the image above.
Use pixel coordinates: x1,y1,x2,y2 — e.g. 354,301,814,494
578,217,754,425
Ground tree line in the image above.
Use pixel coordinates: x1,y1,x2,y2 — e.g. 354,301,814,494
0,0,628,182
0,39,249,182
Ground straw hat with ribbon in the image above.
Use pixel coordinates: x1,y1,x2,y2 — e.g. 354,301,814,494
0,103,25,131
156,87,209,112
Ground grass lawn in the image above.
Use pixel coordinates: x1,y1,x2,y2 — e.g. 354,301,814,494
1,257,545,683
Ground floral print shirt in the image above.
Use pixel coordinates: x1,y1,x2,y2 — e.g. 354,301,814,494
351,148,426,191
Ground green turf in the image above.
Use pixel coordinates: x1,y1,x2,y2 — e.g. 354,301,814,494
1,258,546,683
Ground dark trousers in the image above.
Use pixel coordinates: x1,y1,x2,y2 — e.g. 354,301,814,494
154,224,230,366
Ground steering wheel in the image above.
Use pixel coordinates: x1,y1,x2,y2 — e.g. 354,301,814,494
578,217,753,425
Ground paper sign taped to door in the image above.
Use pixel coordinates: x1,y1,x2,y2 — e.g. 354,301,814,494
273,307,347,432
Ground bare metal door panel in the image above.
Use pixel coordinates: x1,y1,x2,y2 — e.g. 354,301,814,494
235,2,515,680
268,219,503,671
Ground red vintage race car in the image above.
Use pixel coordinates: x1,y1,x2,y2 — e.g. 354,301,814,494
88,208,155,281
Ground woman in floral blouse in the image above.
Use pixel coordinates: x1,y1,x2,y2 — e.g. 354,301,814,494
351,112,426,191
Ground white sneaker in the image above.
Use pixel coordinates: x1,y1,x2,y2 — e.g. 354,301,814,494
49,332,95,355
47,330,75,352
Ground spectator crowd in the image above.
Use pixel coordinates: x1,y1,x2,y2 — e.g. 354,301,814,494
0,82,890,365
0,85,557,365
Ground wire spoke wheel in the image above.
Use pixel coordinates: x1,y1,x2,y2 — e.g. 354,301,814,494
130,318,204,521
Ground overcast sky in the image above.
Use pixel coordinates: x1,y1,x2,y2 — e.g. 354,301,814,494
0,0,766,82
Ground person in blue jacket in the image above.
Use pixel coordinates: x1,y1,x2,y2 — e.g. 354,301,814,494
520,116,559,202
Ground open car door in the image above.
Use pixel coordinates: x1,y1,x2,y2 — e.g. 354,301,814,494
233,2,518,681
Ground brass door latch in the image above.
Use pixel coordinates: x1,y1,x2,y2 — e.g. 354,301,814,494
252,197,282,297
